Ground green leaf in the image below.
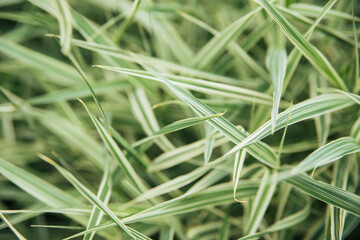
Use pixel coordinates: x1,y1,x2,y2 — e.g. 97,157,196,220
191,7,261,70
128,88,175,152
79,99,147,192
134,113,223,149
286,174,360,216
83,163,112,240
245,170,277,235
257,0,348,91
233,149,247,201
94,66,274,106
0,157,81,208
0,213,27,240
0,37,81,86
290,137,360,176
227,93,355,156
54,0,72,55
266,47,287,132
96,64,278,168
240,200,310,239
39,154,138,239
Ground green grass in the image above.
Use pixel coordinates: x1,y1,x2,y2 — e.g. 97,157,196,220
0,0,359,239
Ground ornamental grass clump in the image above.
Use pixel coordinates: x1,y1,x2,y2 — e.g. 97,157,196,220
0,0,359,239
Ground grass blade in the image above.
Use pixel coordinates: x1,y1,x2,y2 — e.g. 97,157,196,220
204,125,216,165
0,37,81,86
54,0,72,55
0,213,27,240
245,170,278,235
0,157,81,208
128,88,174,151
286,174,360,216
227,93,356,156
39,154,137,239
290,137,360,176
83,164,112,240
96,64,278,168
240,200,310,240
257,0,348,91
233,149,247,201
94,66,274,106
134,113,223,148
191,7,261,69
266,47,287,132
79,99,147,192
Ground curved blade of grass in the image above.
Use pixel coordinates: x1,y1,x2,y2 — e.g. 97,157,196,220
351,116,360,143
279,5,357,48
150,133,229,172
133,113,223,148
178,10,270,81
83,163,112,240
353,0,360,93
257,0,348,91
309,75,331,146
286,174,360,216
96,65,278,168
39,154,137,239
94,66,274,106
0,213,27,240
321,89,360,104
245,170,278,235
26,81,130,105
290,3,360,22
283,0,339,93
73,39,257,88
219,209,230,240
233,149,246,201
129,88,174,152
240,200,310,239
204,125,216,166
227,93,356,156
114,0,141,42
290,137,360,176
63,181,259,239
68,53,111,135
0,37,81,86
330,159,352,240
191,6,261,69
160,227,174,240
28,0,57,16
79,99,147,192
0,157,81,207
266,47,287,133
54,0,72,55
126,181,259,223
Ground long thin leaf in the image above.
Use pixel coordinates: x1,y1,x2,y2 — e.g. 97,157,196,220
266,47,287,132
245,170,277,235
239,200,310,239
257,0,348,91
133,113,223,148
96,64,278,168
0,213,27,240
286,174,360,216
83,163,112,240
79,99,147,192
227,93,356,156
290,137,360,176
39,154,137,239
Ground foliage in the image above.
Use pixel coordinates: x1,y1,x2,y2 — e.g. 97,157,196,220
0,0,359,239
